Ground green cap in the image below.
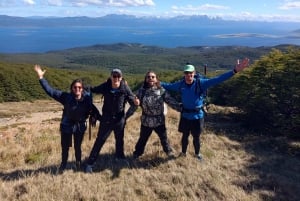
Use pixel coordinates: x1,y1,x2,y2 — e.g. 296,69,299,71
184,64,195,72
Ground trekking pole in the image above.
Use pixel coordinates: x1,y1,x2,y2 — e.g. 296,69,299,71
204,64,210,112
88,116,92,140
204,64,208,97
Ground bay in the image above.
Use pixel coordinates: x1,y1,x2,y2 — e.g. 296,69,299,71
0,25,299,53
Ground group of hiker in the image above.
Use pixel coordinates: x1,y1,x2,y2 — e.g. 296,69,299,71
34,57,250,173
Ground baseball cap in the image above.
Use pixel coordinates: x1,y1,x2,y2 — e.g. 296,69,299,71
183,64,195,72
111,68,122,76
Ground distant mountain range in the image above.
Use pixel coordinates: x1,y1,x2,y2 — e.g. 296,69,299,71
1,14,300,29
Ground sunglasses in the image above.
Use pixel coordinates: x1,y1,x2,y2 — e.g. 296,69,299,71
147,75,156,79
184,71,193,75
73,86,82,89
112,74,121,78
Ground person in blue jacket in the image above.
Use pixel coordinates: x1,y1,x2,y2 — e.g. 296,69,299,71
34,65,100,172
161,58,250,161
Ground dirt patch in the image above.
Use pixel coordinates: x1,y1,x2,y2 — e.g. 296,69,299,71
0,100,63,127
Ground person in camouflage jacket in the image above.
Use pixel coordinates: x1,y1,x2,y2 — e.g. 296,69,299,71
127,71,181,159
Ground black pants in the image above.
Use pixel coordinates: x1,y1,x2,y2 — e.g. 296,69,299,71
61,131,85,168
87,117,125,165
133,124,172,157
178,117,204,155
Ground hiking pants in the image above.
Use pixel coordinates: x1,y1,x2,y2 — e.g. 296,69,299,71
87,117,125,165
179,117,204,155
61,131,85,168
133,124,172,157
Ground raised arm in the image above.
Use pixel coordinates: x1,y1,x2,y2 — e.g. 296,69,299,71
233,58,250,73
34,64,63,102
202,58,250,89
34,64,46,79
163,90,182,112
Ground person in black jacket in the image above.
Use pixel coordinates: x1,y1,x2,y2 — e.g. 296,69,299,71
34,65,100,172
85,68,139,173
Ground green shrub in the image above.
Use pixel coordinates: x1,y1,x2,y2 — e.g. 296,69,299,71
210,48,300,137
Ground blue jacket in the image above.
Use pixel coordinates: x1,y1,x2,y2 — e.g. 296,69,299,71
39,78,96,134
161,70,234,120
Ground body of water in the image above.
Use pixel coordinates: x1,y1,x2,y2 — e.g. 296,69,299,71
0,26,299,53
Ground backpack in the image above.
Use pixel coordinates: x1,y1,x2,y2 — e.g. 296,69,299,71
175,71,210,114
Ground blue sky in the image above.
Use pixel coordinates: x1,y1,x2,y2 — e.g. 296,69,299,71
1,0,300,22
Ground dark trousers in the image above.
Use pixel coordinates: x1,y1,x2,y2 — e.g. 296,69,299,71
87,117,125,165
178,117,204,155
61,131,84,168
133,124,172,157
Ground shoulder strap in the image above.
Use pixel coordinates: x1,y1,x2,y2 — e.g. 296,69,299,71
195,75,202,95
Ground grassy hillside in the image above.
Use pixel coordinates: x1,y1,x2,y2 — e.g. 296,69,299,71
0,62,148,102
0,101,299,201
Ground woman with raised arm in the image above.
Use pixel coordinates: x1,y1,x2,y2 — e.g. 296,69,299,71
34,65,100,172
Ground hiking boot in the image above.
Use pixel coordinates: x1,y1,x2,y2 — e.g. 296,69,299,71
115,153,126,160
132,152,140,160
178,152,186,157
75,161,81,171
58,162,66,173
167,151,175,158
196,154,203,162
85,164,93,173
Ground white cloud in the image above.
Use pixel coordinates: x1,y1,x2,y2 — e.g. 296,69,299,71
70,0,155,7
23,0,35,5
172,4,229,12
47,0,63,6
279,1,300,10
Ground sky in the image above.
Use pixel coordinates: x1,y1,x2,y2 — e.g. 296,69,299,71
1,0,300,22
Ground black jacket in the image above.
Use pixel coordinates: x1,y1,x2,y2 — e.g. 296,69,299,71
39,78,99,133
91,79,136,123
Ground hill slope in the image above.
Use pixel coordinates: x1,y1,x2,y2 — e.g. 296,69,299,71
0,101,299,201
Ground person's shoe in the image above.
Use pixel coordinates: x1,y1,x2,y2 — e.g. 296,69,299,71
167,151,175,158
178,152,186,157
75,161,81,171
196,154,203,162
132,152,140,160
115,153,126,160
85,164,93,173
58,162,67,172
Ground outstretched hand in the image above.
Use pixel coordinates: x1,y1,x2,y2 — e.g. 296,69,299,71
34,64,46,79
234,58,250,73
134,96,140,106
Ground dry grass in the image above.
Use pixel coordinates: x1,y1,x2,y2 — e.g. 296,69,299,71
0,100,299,201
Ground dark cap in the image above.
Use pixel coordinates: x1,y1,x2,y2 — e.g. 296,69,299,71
111,68,122,76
